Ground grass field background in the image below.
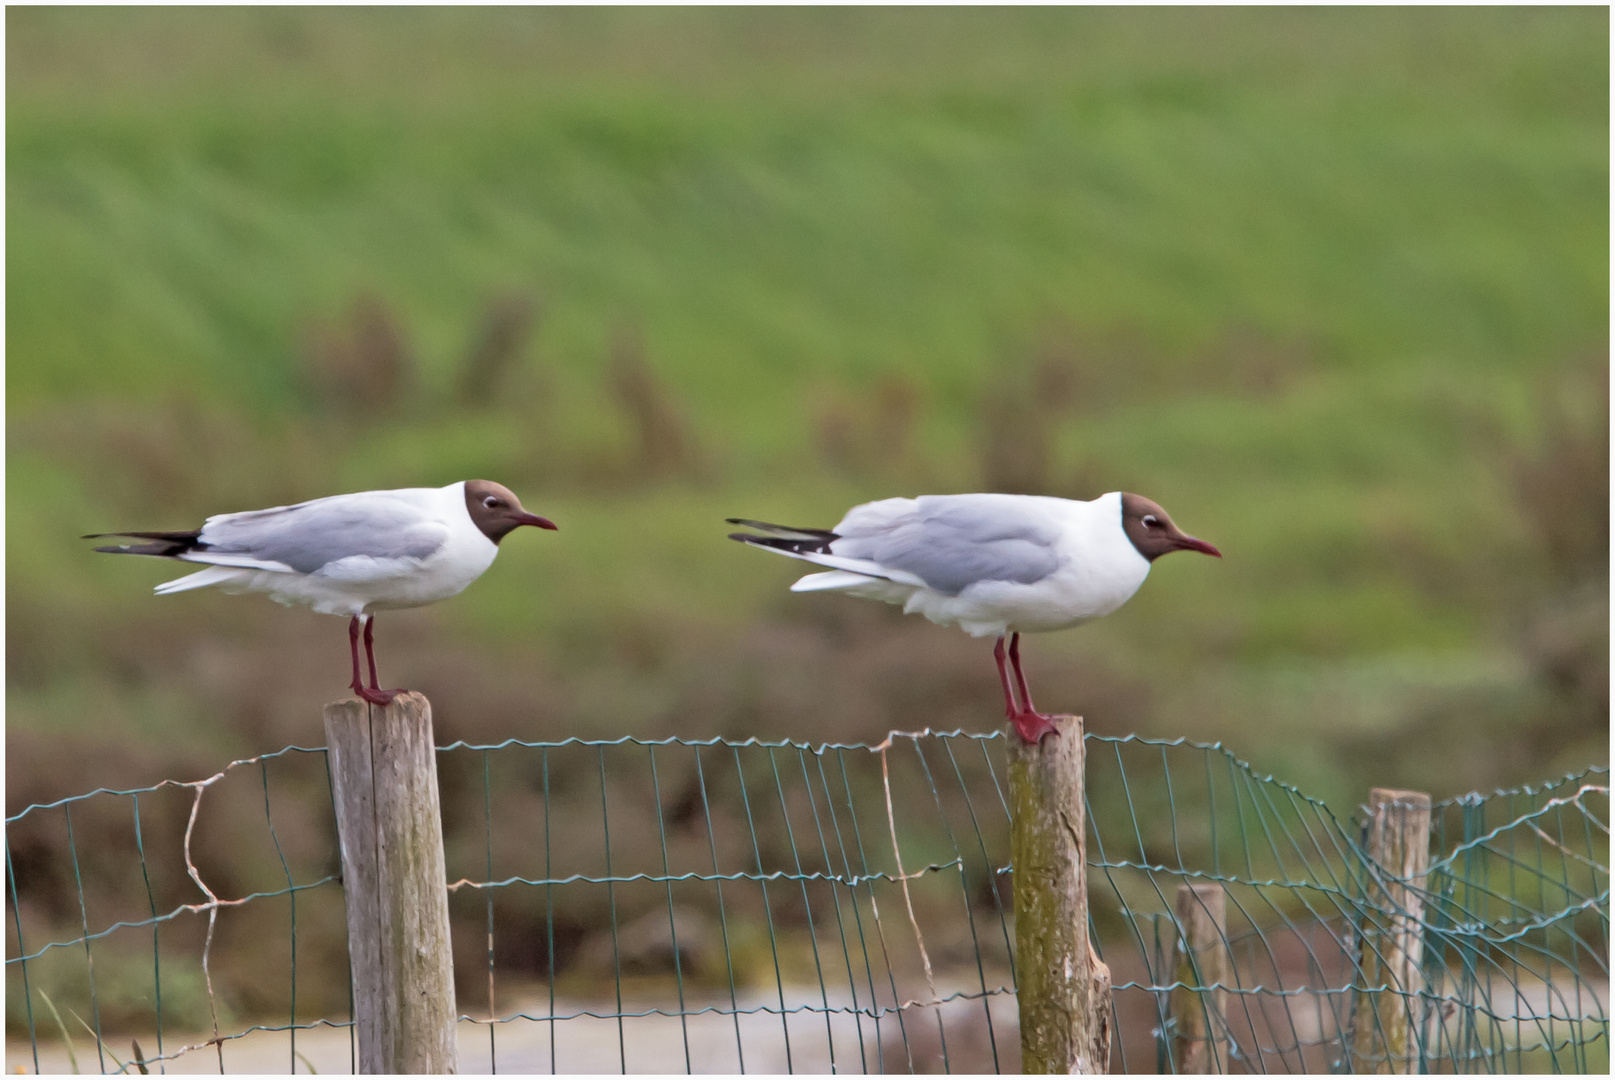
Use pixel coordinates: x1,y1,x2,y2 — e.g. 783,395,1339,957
6,6,1607,1036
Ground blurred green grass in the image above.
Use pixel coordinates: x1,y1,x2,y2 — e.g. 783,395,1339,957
5,7,1608,1038
7,6,1607,806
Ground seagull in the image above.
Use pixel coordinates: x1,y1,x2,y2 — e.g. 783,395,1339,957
728,492,1220,743
86,480,557,705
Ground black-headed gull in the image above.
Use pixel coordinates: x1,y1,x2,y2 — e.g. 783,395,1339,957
729,491,1220,743
86,480,557,705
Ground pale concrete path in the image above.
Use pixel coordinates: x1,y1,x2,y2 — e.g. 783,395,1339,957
8,987,1011,1074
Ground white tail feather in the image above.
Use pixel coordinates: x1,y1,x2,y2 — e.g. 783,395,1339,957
790,571,876,593
154,566,247,595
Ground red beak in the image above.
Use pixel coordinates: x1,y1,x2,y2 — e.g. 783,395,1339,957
517,513,559,531
1175,534,1221,558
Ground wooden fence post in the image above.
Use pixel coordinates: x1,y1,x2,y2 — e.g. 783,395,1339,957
1009,715,1112,1074
1167,882,1228,1073
1350,787,1431,1075
325,692,459,1074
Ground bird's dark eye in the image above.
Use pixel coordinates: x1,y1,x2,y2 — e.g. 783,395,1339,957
484,496,503,509
1142,515,1160,528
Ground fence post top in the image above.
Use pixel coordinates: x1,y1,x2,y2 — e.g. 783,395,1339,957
1004,714,1082,751
1179,881,1225,903
1367,787,1431,810
324,691,432,718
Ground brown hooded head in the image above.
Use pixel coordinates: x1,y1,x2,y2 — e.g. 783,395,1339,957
464,480,558,544
1120,493,1221,562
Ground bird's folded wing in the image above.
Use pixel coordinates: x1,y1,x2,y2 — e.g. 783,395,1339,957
836,494,1063,596
198,497,451,575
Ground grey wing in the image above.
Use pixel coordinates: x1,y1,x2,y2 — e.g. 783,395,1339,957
833,494,1062,596
198,496,448,574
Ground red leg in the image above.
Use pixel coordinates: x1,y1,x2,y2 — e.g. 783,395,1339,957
1003,632,1058,745
993,636,1021,718
348,615,366,696
352,615,397,706
362,616,380,690
1009,633,1036,715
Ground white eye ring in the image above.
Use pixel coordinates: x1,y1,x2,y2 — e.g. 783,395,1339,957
483,496,501,508
1142,515,1159,527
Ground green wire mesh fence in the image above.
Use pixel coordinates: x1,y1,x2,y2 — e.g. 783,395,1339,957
6,730,1608,1073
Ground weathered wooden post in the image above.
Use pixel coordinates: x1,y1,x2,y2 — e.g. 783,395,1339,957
1349,788,1431,1075
325,692,459,1074
1008,715,1112,1073
1167,882,1229,1073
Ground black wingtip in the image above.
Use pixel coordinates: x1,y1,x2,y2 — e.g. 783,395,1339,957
84,529,204,557
91,542,174,556
727,532,838,556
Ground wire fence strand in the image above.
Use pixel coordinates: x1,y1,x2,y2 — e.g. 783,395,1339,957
6,732,1607,1073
